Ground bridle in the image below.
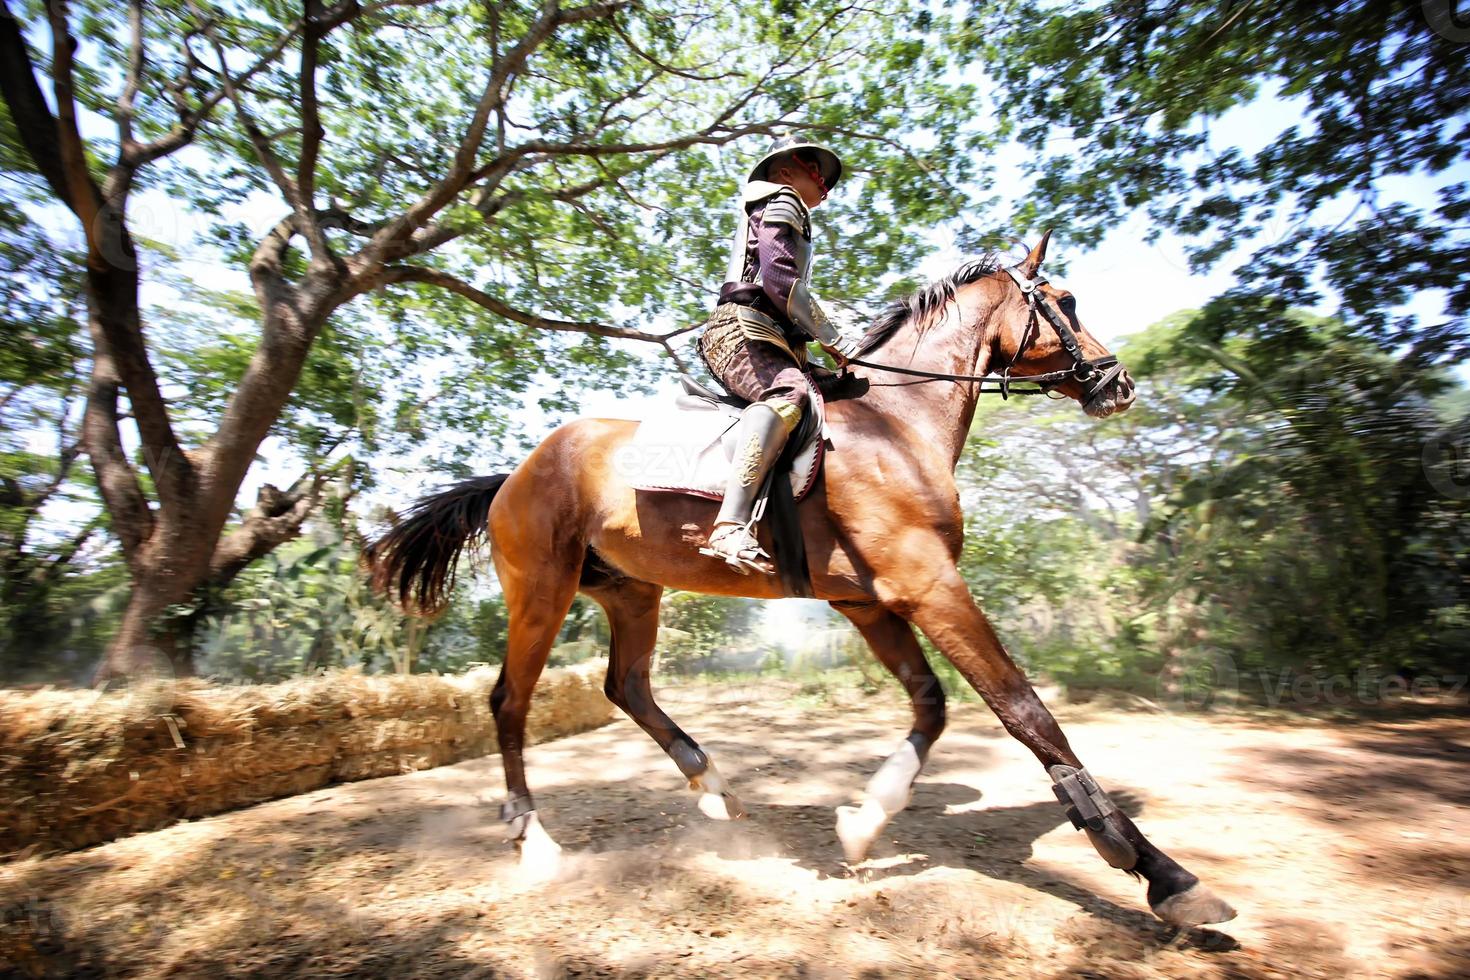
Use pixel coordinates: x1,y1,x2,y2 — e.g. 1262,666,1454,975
844,264,1126,406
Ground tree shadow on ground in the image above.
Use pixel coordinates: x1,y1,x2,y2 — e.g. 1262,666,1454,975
1238,731,1470,816
530,776,1240,956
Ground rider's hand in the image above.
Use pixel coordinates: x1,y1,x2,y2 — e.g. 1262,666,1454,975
822,344,849,372
823,334,859,372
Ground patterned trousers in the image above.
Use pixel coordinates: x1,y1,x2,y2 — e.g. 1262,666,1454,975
697,303,810,419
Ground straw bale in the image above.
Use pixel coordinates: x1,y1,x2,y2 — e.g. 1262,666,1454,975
332,746,460,782
0,659,612,857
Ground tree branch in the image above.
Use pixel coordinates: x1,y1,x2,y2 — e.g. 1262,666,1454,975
408,148,674,256
82,329,152,558
27,432,82,515
208,476,324,585
44,517,103,581
127,17,306,171
230,207,386,485
391,62,795,261
210,207,379,507
362,0,634,266
116,0,146,148
299,0,360,218
378,265,669,343
1,0,193,511
188,2,337,264
0,0,99,215
510,120,791,160
251,207,382,287
607,13,736,82
43,0,102,227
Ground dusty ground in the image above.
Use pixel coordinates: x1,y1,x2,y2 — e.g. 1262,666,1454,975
3,682,1468,979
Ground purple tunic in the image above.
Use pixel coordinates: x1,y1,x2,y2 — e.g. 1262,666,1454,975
717,198,810,346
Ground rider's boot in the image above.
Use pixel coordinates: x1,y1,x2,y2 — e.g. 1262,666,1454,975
700,401,798,574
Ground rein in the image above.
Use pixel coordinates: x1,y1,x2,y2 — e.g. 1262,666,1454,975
846,264,1125,404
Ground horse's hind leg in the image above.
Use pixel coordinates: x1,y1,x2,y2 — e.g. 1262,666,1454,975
830,600,946,863
584,576,746,820
490,544,582,875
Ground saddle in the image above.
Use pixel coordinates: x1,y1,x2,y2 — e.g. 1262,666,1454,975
622,374,827,596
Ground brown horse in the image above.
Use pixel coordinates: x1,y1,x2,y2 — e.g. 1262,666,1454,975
365,234,1237,928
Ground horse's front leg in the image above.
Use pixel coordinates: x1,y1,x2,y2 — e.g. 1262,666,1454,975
829,599,946,863
883,566,1237,928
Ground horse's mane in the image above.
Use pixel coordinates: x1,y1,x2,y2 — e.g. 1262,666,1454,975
852,255,1002,358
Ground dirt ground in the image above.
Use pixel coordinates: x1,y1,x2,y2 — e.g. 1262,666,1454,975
3,682,1468,979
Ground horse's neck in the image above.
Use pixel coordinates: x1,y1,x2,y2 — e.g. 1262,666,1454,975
855,282,996,469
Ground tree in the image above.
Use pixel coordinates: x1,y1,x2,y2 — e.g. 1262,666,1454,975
1136,305,1470,677
962,0,1469,359
659,590,759,673
954,307,1470,698
940,0,1470,697
0,0,988,681
0,175,108,677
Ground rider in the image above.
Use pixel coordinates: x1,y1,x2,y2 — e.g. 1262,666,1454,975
696,135,860,573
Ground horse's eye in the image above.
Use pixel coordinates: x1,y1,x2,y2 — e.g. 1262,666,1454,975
1059,295,1077,313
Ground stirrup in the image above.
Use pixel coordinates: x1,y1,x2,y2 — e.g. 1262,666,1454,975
699,522,772,575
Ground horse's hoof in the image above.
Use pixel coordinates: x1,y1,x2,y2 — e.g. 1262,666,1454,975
698,790,747,821
689,760,744,820
516,812,562,880
1151,882,1237,927
835,798,888,864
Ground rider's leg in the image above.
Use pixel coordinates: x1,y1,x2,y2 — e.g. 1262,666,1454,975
703,401,797,571
701,340,809,572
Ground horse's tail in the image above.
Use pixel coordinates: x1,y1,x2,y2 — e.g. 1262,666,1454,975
364,474,510,614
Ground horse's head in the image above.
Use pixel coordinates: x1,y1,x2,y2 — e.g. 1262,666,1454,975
992,232,1136,418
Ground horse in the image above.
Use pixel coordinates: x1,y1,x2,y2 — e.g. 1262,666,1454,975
364,233,1237,928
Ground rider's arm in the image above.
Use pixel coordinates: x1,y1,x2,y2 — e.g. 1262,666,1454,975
754,194,855,358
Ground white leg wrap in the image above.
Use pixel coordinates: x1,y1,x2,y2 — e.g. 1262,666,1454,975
516,811,562,879
689,758,746,820
865,740,922,815
836,741,923,864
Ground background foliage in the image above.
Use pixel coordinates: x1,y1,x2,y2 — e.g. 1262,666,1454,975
2,0,1466,705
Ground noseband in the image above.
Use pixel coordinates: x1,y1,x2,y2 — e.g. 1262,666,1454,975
844,264,1126,404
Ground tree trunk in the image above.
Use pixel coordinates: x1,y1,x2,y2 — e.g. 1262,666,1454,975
87,299,336,686
94,571,196,684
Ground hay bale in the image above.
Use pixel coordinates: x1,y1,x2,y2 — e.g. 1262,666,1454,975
0,660,613,857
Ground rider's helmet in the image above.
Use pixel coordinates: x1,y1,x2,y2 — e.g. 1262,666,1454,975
747,135,843,194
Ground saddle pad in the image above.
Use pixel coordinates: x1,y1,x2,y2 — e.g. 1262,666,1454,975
622,382,825,503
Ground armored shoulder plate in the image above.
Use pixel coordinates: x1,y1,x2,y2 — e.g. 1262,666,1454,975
761,188,811,239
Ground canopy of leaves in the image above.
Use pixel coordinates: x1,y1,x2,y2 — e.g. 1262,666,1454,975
957,306,1469,697
961,0,1469,356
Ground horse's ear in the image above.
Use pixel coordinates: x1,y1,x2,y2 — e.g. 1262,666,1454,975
1020,229,1052,277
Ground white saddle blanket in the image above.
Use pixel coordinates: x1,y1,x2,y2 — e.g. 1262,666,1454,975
621,380,824,502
